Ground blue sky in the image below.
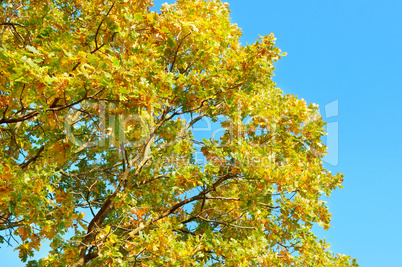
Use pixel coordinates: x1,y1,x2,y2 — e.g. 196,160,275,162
2,0,401,266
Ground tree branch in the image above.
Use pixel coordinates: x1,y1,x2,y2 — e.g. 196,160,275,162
127,173,235,237
91,2,115,54
20,145,45,170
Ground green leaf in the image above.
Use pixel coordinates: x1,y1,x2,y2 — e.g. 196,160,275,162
26,45,40,55
112,57,120,68
134,13,143,21
8,200,16,214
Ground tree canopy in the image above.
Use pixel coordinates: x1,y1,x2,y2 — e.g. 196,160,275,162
0,0,357,266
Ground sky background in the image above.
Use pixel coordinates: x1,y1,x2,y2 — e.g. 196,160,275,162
2,0,402,266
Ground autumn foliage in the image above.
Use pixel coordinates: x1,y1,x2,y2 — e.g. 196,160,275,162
0,0,357,266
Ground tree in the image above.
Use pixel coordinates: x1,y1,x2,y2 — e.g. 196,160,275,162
0,0,357,266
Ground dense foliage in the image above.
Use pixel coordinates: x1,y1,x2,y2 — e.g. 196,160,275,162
0,0,357,266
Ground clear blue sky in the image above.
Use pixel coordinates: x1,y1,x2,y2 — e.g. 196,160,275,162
2,1,401,266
